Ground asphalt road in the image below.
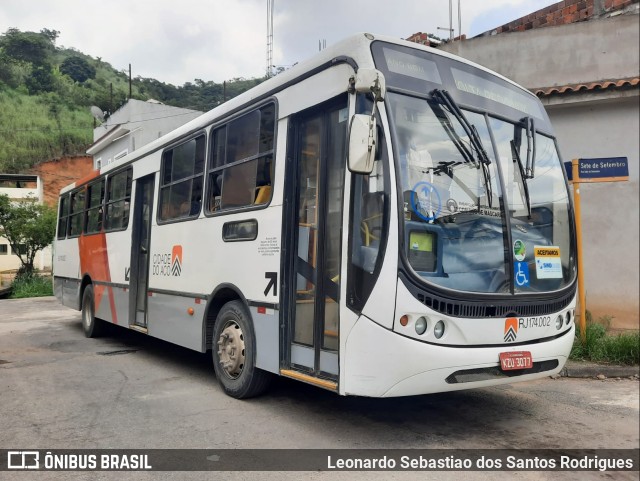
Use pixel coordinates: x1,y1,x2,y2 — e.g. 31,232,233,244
1,297,638,481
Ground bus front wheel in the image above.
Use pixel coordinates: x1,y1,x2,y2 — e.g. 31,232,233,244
81,285,104,338
212,300,271,399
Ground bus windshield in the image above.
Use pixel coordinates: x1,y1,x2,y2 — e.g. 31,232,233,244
373,43,575,295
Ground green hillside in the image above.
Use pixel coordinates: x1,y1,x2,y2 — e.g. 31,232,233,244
0,28,265,173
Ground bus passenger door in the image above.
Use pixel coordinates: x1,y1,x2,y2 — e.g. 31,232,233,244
129,174,155,328
283,98,348,383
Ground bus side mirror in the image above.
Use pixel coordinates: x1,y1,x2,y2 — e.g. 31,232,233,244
347,69,385,174
348,114,376,174
352,69,386,101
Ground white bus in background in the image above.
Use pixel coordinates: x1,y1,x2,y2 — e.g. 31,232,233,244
54,33,577,399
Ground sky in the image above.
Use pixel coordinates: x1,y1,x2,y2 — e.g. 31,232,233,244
0,0,558,86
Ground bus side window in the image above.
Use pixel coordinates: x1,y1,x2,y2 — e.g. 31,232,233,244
85,179,105,234
159,135,205,222
57,194,70,239
206,104,275,214
68,188,86,237
105,168,132,231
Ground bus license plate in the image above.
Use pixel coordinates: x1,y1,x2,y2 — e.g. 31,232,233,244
499,351,533,371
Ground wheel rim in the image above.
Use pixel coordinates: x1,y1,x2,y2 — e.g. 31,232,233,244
216,320,246,380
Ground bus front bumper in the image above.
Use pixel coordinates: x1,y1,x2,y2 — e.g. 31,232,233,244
342,315,574,397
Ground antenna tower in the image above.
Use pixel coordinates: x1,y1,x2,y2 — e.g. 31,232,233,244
266,0,274,77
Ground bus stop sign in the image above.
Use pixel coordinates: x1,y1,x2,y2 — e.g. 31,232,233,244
564,157,629,182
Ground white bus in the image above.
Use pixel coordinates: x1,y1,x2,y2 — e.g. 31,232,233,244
54,33,577,399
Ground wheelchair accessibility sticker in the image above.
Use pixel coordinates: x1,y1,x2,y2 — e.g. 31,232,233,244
514,262,530,287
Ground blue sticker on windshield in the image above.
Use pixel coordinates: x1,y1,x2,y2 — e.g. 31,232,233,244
514,262,530,288
411,182,442,222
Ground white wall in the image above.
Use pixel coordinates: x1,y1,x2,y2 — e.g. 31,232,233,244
440,15,639,88
547,95,639,329
92,100,202,168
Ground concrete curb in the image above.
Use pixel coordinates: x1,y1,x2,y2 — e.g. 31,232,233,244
558,360,640,380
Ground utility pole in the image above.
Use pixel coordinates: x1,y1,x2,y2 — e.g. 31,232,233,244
458,0,462,39
439,0,463,40
438,0,454,40
449,0,453,40
266,0,274,77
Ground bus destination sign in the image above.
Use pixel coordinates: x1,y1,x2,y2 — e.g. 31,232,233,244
565,157,629,182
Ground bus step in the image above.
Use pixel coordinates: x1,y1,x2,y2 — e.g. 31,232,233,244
280,369,338,391
129,324,148,334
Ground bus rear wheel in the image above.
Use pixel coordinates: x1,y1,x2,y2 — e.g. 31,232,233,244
212,300,271,399
81,285,104,338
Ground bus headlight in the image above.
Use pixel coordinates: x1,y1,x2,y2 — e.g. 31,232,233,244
434,320,445,339
556,315,563,330
415,316,428,335
565,311,572,325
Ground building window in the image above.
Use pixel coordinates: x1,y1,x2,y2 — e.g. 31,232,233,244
57,194,70,240
14,244,27,256
85,179,105,234
207,103,275,213
68,188,86,237
0,244,8,255
96,158,102,169
159,134,205,221
105,168,132,231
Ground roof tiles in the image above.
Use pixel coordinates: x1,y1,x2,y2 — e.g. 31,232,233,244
533,77,640,96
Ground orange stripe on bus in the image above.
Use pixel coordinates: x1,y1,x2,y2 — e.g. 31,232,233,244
78,232,117,323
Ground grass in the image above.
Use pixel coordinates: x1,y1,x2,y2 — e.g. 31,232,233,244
0,89,93,172
9,272,53,299
571,313,640,365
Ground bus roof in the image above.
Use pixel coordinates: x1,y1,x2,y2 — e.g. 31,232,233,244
60,33,538,195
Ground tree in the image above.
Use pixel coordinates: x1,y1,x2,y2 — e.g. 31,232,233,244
0,194,56,275
1,28,55,67
39,28,60,45
60,56,96,83
25,65,55,93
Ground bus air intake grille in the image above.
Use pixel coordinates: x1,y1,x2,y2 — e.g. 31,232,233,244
445,360,559,384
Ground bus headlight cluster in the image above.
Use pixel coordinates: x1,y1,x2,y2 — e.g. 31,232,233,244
565,311,572,325
402,314,446,339
555,315,563,330
415,316,428,335
434,320,445,339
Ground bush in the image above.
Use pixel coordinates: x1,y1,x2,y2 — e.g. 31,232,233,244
9,272,53,298
571,314,639,365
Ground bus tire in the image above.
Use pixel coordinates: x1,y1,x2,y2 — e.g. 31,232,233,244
212,300,271,399
81,285,104,338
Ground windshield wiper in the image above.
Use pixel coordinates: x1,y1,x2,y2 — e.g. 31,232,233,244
432,89,491,165
516,117,536,179
431,89,493,208
510,139,532,218
525,117,536,178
